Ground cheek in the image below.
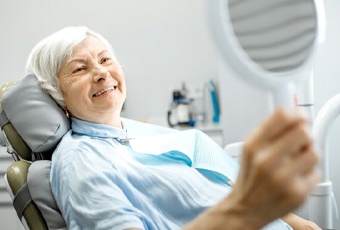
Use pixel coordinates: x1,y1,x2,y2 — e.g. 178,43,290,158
117,70,126,89
59,77,74,99
61,84,88,108
62,91,77,109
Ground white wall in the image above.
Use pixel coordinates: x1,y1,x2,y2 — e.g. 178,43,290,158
0,0,217,120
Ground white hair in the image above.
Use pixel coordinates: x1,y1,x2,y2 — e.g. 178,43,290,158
26,26,115,107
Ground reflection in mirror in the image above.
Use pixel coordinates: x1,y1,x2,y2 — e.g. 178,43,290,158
208,0,325,107
228,0,317,73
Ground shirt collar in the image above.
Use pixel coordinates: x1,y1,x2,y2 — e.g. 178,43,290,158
70,117,127,139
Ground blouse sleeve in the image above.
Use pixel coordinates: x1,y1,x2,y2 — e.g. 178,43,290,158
51,141,146,230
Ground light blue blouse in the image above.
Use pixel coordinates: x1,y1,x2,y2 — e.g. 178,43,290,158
50,118,292,230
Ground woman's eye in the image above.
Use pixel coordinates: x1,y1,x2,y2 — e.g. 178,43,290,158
72,67,85,74
101,57,111,64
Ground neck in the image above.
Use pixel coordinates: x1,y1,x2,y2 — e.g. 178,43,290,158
72,113,122,128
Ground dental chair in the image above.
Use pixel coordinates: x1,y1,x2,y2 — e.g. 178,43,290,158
0,74,176,230
0,74,70,230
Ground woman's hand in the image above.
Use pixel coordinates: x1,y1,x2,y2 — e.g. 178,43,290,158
184,108,321,230
282,213,321,230
229,107,321,228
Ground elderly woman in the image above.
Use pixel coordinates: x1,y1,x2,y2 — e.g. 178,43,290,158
26,26,321,230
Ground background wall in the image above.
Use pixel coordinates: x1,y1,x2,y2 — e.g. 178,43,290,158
0,0,339,229
0,0,218,121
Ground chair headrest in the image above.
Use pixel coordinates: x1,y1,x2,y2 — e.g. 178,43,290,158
0,74,70,159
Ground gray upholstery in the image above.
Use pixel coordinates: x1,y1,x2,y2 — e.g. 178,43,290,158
0,74,70,153
0,74,69,229
28,161,66,230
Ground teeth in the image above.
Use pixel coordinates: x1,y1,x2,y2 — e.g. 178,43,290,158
94,86,114,97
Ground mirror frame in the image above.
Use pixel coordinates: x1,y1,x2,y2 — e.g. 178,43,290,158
207,0,326,93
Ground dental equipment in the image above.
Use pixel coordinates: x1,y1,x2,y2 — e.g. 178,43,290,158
311,94,340,228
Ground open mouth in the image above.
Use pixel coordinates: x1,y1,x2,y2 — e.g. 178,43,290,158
92,86,117,97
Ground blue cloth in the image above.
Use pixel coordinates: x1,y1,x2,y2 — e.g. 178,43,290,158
50,118,292,230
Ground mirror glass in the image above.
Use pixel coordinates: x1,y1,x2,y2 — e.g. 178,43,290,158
228,0,316,73
208,0,325,107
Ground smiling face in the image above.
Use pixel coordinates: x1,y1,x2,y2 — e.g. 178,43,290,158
57,35,126,127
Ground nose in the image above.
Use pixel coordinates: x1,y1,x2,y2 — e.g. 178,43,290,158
92,64,109,82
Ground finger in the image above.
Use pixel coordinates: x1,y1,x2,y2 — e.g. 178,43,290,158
267,122,314,161
291,168,321,205
247,125,314,177
249,108,309,146
274,150,320,191
272,167,321,212
239,108,311,185
290,148,320,176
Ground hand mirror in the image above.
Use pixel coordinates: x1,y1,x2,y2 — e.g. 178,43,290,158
207,0,325,107
206,1,334,228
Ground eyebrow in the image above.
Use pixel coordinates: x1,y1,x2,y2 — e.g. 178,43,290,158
65,49,110,67
66,58,85,65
